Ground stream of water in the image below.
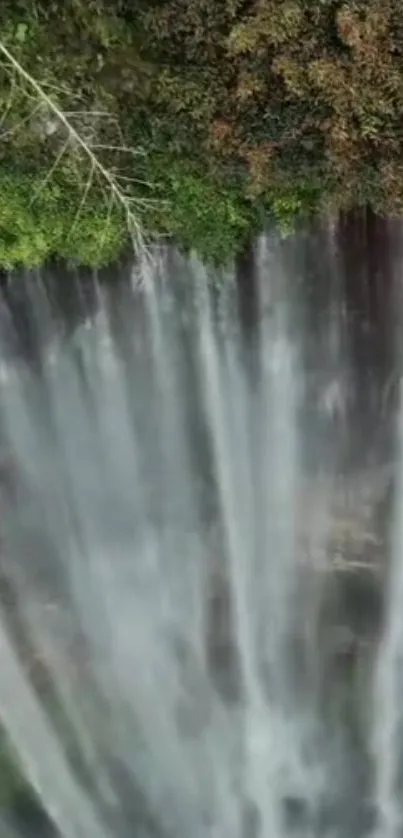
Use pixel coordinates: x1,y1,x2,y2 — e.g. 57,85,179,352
0,221,401,837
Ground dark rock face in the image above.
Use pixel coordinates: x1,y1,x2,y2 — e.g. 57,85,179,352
235,211,400,474
1,792,58,838
336,210,399,470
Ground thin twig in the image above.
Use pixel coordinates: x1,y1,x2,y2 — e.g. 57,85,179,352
115,174,153,187
99,189,116,252
68,160,96,237
0,69,17,130
40,80,83,100
126,196,164,206
89,144,146,156
29,136,71,206
0,100,43,140
64,111,114,119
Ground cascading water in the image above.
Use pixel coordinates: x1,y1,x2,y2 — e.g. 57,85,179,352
0,222,399,838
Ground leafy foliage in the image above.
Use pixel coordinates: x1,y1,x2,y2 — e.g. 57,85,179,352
143,156,257,264
1,0,403,268
0,165,126,268
139,0,403,221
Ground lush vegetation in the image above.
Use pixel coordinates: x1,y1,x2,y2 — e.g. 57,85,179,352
1,0,403,267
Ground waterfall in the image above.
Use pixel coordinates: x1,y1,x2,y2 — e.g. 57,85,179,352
0,222,398,838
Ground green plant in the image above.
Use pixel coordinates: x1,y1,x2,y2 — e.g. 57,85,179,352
0,165,127,268
143,156,257,264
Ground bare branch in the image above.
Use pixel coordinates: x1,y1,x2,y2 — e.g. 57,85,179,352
0,41,151,255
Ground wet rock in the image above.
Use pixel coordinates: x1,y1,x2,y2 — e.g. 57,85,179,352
241,798,261,838
2,791,57,838
206,569,242,703
281,795,309,832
